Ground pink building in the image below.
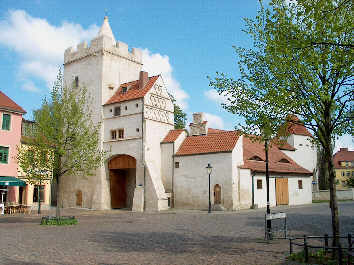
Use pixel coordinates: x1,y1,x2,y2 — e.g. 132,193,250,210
0,91,26,203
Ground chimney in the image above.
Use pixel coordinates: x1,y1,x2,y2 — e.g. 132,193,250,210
190,112,208,136
139,71,149,90
340,148,348,152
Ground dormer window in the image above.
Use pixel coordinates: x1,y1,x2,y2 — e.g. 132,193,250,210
249,156,263,161
279,158,290,163
122,87,127,93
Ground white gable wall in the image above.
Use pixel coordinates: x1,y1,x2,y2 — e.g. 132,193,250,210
285,135,317,172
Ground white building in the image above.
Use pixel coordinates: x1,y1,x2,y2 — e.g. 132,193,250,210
60,17,316,211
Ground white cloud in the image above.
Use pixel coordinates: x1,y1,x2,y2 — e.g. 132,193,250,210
204,89,228,104
21,80,39,92
334,134,354,153
142,48,189,109
204,113,225,129
0,10,188,110
0,10,98,90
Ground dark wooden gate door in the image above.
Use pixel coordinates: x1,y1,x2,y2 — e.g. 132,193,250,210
76,190,82,207
276,178,289,205
110,170,127,209
214,184,221,204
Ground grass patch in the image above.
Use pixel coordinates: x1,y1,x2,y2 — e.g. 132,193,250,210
41,216,78,226
288,249,351,265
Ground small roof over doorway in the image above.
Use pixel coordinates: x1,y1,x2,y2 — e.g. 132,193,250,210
0,176,26,186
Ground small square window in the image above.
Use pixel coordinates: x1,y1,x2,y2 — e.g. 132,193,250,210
125,106,127,111
0,146,9,164
136,103,139,108
111,130,117,140
257,179,262,189
114,106,121,116
2,114,11,130
175,162,179,168
118,129,124,139
298,180,303,189
346,171,350,177
136,128,139,132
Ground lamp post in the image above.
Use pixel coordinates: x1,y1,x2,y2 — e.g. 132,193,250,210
206,163,213,213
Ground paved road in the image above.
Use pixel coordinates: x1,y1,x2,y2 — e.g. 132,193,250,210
0,202,353,265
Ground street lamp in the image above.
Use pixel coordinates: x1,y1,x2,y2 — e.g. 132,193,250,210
206,163,213,213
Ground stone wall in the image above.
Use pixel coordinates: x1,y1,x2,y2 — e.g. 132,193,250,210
313,189,354,201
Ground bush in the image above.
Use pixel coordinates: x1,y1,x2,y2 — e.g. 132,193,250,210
41,216,78,225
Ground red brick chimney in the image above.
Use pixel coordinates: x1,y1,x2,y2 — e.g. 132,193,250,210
139,71,149,90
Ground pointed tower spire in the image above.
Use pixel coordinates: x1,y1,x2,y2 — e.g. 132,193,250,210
97,16,116,42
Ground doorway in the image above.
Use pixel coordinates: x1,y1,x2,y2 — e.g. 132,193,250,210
214,184,221,204
276,178,289,205
108,155,136,209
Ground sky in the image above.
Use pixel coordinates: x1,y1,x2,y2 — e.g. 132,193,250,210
0,0,352,151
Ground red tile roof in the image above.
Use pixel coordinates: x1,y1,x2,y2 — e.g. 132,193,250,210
0,91,26,114
175,131,240,156
333,148,354,169
104,75,159,105
241,137,312,175
287,115,312,137
161,129,185,143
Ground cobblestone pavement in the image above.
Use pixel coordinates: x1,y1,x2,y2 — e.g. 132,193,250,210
0,202,353,265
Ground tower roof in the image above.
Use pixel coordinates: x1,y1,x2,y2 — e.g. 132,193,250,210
97,16,116,42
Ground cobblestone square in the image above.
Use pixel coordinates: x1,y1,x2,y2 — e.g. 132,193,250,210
0,202,353,265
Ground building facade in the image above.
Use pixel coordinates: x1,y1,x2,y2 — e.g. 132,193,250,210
60,17,316,211
333,148,354,189
0,91,51,208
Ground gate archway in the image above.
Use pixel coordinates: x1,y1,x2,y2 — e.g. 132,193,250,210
108,155,136,209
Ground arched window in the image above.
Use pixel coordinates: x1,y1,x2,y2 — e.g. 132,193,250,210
214,184,221,204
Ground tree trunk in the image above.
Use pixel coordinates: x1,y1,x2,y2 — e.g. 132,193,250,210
325,143,340,248
55,174,60,218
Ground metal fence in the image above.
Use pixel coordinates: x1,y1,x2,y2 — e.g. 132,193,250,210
289,234,353,265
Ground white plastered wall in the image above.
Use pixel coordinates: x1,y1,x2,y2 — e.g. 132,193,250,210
174,152,234,210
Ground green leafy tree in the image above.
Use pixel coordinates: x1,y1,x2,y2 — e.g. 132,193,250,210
346,177,354,187
210,0,353,247
18,69,106,218
169,94,187,129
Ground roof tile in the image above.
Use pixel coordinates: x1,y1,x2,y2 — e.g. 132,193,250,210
0,91,26,114
241,137,312,175
104,75,159,105
161,129,185,143
175,131,240,156
333,148,354,169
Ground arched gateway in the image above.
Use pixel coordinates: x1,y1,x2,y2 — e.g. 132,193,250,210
108,155,136,209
